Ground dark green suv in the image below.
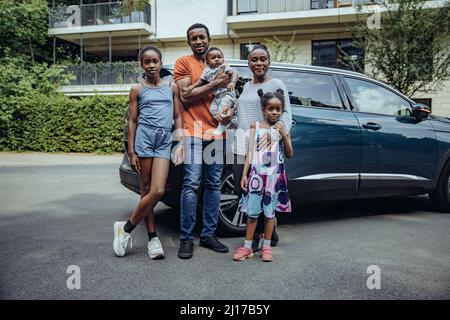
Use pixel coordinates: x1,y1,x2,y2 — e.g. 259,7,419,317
120,60,450,235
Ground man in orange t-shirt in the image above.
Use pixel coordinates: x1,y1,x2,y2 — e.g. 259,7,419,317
174,23,234,259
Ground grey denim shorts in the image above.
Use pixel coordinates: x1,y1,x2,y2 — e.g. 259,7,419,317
135,124,172,160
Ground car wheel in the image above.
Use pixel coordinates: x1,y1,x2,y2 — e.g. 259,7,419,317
217,166,247,236
429,160,450,213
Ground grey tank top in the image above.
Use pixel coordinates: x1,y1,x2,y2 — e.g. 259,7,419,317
137,82,173,129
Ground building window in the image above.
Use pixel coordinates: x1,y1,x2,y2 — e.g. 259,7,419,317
312,39,364,72
412,98,432,109
240,43,260,60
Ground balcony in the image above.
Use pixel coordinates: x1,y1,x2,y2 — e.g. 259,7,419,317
227,0,376,34
235,0,332,14
234,0,379,14
48,1,153,41
58,62,141,95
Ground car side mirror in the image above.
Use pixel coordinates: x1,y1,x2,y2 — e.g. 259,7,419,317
411,103,431,120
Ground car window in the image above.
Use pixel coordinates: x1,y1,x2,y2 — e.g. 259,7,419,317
271,70,344,110
344,77,412,116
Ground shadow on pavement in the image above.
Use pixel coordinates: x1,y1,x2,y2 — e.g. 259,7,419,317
279,195,433,226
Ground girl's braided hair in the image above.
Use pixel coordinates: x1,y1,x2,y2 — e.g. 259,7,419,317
257,89,285,111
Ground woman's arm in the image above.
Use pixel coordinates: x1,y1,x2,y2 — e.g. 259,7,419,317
278,80,293,133
127,84,141,173
241,123,256,192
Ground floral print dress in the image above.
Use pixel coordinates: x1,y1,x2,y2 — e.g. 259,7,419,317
239,122,291,219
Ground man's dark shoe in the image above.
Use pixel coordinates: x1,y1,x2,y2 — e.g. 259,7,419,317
199,235,229,253
178,240,194,259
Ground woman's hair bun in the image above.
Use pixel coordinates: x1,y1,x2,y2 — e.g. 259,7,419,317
257,89,264,97
276,89,284,95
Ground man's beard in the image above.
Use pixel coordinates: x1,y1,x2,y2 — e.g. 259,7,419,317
193,46,208,58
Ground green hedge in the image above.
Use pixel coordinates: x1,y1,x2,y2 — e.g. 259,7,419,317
2,93,128,153
0,57,128,153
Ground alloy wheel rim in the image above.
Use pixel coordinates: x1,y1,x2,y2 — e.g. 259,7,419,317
219,173,247,229
447,175,450,199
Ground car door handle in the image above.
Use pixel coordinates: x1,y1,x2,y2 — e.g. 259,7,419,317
292,119,297,126
362,122,382,131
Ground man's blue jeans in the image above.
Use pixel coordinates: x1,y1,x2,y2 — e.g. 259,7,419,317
180,137,224,241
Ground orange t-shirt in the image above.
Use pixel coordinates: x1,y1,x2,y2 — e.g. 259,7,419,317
174,55,224,140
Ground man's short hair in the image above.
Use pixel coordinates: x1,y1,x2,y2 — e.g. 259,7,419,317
186,23,210,41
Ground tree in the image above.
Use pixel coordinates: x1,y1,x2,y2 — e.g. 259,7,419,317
265,32,299,63
342,0,450,97
0,0,49,63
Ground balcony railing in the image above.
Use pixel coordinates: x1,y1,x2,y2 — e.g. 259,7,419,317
236,0,334,14
311,0,336,9
64,62,141,86
49,1,151,29
235,0,380,14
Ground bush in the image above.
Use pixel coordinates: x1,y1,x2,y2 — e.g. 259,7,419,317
0,56,128,153
2,93,127,153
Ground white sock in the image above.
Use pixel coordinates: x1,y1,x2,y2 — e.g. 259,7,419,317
263,239,271,248
244,240,252,249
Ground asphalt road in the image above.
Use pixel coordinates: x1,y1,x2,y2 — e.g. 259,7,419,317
0,153,449,300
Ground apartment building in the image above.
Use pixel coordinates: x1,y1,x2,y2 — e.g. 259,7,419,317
48,0,449,115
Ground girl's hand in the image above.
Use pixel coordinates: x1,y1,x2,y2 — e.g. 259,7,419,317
273,121,287,138
172,143,184,166
227,82,235,92
241,176,249,192
129,153,141,174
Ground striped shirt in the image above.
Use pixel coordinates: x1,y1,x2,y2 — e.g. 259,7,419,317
232,78,292,155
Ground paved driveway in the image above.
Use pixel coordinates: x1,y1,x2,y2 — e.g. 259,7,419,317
0,152,449,299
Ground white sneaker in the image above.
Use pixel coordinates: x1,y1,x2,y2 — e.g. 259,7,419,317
113,221,132,257
212,124,226,135
148,237,165,259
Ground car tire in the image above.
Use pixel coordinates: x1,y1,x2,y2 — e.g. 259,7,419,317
429,160,450,213
217,166,247,236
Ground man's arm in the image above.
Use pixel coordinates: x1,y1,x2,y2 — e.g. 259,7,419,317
177,69,231,106
186,78,207,93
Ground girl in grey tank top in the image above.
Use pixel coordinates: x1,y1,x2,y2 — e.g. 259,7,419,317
135,82,174,159
113,45,184,260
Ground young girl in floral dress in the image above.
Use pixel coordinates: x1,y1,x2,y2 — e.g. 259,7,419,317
233,89,293,262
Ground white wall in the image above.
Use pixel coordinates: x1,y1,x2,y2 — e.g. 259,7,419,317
154,0,229,40
158,39,235,65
